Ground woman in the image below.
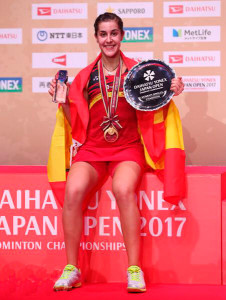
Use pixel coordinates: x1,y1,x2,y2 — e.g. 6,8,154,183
48,12,184,293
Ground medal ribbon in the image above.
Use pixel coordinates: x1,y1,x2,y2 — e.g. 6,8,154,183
98,59,123,131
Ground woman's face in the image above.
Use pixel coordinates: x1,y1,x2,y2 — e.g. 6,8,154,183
95,20,124,58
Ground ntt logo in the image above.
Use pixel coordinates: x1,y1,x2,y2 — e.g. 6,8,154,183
37,31,48,41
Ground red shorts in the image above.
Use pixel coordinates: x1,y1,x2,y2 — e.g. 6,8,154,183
72,159,146,180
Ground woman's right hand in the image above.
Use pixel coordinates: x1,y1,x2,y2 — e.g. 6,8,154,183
48,78,56,97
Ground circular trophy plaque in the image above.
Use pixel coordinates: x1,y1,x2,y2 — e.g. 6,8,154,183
123,60,176,111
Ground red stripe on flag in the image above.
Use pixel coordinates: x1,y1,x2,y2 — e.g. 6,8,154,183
157,148,186,205
49,181,66,208
137,110,165,162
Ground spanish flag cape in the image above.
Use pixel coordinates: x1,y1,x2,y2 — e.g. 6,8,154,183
47,52,186,207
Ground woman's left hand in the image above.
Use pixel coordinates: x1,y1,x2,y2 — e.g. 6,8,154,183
170,77,184,96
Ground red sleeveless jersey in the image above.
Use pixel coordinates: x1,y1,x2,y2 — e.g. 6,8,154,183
73,63,145,163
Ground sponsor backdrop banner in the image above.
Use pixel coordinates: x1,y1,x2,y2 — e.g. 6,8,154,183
0,78,23,93
0,0,225,166
163,51,221,67
163,1,221,18
0,167,223,284
32,28,87,44
32,3,88,19
163,26,221,43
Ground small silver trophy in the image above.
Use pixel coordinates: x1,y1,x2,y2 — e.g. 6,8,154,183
52,70,68,103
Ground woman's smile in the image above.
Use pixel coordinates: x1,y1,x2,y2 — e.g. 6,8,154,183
95,20,124,58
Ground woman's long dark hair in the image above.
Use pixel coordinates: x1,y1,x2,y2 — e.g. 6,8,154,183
94,12,124,36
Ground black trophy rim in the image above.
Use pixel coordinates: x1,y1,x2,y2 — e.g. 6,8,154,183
123,59,176,111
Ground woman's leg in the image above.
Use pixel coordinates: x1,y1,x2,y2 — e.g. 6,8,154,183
62,161,100,267
111,161,143,267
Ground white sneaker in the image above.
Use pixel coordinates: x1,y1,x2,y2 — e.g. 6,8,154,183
53,264,81,291
127,265,146,293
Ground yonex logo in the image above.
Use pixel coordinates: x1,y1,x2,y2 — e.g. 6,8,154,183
143,70,155,81
0,77,22,92
123,27,153,43
52,54,66,66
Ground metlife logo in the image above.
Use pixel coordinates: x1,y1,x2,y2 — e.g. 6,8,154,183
97,2,153,18
164,51,221,67
32,53,87,69
124,52,153,62
0,29,22,44
32,28,87,44
164,26,221,43
183,76,220,92
164,1,221,18
32,3,87,19
123,27,153,43
0,78,22,92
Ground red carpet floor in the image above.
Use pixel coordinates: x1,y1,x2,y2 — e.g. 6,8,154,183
1,281,226,300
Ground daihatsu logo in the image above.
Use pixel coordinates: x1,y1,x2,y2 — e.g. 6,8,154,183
169,5,183,14
37,7,51,15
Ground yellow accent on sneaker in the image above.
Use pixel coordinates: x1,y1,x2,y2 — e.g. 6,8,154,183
127,266,142,281
59,264,76,279
127,265,146,293
53,264,82,291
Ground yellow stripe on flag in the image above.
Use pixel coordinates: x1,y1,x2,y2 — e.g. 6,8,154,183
140,135,164,170
47,106,71,182
154,109,164,124
165,101,184,150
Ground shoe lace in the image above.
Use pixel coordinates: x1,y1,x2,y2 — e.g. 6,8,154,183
128,266,141,281
60,265,75,279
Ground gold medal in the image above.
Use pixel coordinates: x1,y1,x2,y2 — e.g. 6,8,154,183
98,59,123,143
104,126,119,142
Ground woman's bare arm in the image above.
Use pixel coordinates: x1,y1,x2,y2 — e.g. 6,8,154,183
48,78,71,125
